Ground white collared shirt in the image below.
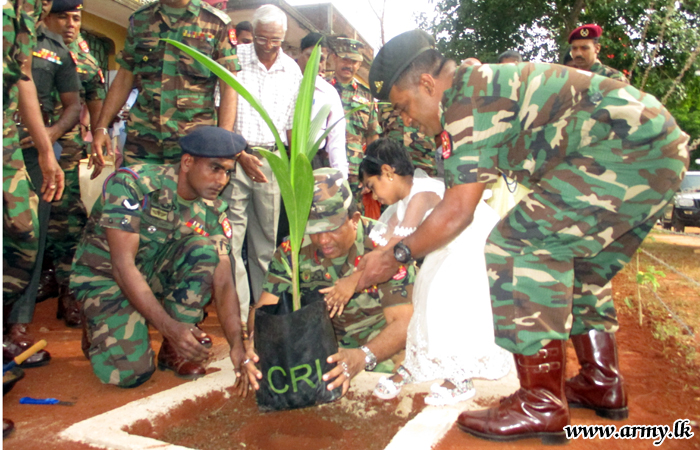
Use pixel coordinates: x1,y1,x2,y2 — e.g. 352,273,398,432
232,43,302,146
313,76,348,178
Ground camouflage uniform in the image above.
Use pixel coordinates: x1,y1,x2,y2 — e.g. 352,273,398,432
329,76,381,193
263,168,415,349
47,35,106,287
117,0,240,165
379,105,437,177
70,164,232,386
588,59,628,84
442,62,688,356
2,0,42,300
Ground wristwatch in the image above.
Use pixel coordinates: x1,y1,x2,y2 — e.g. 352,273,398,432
360,345,377,371
393,240,413,263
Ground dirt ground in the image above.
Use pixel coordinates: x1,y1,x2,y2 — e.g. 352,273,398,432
3,228,700,449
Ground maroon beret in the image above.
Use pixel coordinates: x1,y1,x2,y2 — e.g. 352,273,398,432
568,24,602,43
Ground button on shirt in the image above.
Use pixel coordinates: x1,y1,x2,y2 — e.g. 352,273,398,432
233,43,302,146
313,76,348,177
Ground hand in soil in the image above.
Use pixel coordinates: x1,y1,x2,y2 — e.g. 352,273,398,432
164,322,211,362
237,346,262,396
324,348,363,395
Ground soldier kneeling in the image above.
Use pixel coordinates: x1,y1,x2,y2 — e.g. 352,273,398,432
71,127,246,387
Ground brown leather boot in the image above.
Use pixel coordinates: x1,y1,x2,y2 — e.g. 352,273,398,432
566,330,628,420
56,285,82,328
157,336,208,379
3,418,14,439
456,340,569,445
4,324,51,368
36,257,59,303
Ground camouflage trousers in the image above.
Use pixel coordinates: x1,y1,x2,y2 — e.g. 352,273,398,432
47,140,87,286
487,149,686,356
72,235,219,387
3,119,39,302
123,133,181,166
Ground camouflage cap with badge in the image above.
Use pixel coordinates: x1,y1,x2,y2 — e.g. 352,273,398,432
369,29,435,101
333,37,364,62
306,168,353,235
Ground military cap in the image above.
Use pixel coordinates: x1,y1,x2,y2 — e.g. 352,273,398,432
179,126,247,159
306,168,353,234
568,24,603,43
333,38,364,62
369,29,435,100
51,0,83,13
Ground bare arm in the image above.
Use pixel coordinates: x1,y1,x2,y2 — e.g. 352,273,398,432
324,303,413,394
106,227,210,361
17,60,64,201
356,183,486,289
45,90,81,143
92,68,135,161
217,82,237,130
239,291,280,394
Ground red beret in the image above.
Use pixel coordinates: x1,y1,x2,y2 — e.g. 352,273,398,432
568,24,602,43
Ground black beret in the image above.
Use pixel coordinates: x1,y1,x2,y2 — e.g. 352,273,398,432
179,127,247,159
369,29,435,100
51,0,83,13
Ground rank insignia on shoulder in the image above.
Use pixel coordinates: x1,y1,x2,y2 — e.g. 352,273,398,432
229,29,237,46
123,199,140,210
221,217,232,239
281,240,291,253
440,131,452,160
352,80,358,90
69,51,78,66
79,40,90,53
97,69,105,84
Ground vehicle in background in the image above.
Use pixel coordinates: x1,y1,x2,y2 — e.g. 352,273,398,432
660,171,700,233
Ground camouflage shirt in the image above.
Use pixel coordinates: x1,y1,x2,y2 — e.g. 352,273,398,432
328,77,382,177
71,164,232,281
52,35,106,144
263,220,415,347
441,63,685,190
117,0,240,155
3,0,41,117
589,59,628,84
380,105,437,176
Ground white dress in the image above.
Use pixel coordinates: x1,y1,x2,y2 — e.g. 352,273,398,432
370,170,512,383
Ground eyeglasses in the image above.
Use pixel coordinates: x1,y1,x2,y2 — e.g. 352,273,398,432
254,36,284,46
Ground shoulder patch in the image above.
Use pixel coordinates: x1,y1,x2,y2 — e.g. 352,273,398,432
79,40,89,53
221,217,232,239
229,29,237,46
201,2,231,24
440,131,453,160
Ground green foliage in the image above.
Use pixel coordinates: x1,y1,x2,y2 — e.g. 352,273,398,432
636,266,666,292
164,39,326,311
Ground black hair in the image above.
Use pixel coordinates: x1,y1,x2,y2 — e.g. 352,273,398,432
347,199,358,216
498,50,523,63
395,48,447,90
562,51,573,65
301,32,327,52
359,138,414,182
235,21,253,34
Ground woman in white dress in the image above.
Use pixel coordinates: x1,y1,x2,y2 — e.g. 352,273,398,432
321,139,511,405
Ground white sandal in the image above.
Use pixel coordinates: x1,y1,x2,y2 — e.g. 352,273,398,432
425,379,476,406
373,365,413,400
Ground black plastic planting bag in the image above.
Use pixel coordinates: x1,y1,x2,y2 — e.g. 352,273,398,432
254,291,342,412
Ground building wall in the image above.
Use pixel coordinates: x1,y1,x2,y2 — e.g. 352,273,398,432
81,11,128,70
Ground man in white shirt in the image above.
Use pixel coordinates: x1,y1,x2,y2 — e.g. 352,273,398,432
296,32,348,178
223,4,302,322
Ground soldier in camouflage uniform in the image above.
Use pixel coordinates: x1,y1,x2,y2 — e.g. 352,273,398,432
568,24,628,83
379,104,437,177
43,0,105,328
328,38,381,195
3,0,63,437
241,168,415,396
70,127,247,387
91,0,240,167
366,30,688,443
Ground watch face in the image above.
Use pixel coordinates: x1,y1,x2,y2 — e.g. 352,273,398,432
394,244,408,263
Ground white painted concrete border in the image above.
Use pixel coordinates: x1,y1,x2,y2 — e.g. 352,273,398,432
59,358,519,450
